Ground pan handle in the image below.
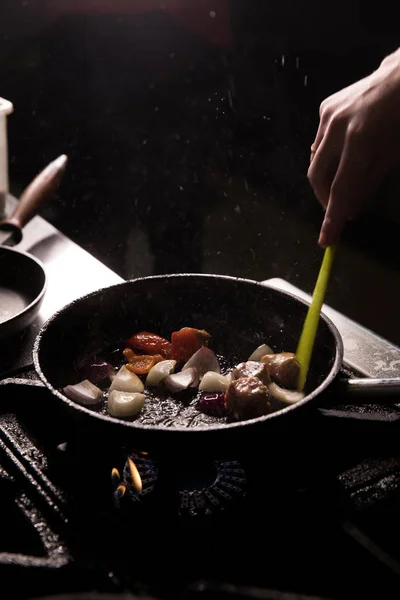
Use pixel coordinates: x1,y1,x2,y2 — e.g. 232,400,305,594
0,154,68,243
342,377,400,401
0,377,45,389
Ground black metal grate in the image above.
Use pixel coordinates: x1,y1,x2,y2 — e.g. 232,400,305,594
2,367,400,599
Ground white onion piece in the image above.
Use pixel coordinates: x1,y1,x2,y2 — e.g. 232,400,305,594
182,346,220,380
146,360,177,387
268,382,305,404
109,365,144,393
248,344,274,362
199,371,231,393
164,368,198,393
63,379,103,405
108,390,145,418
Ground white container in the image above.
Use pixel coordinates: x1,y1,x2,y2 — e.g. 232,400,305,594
0,97,14,218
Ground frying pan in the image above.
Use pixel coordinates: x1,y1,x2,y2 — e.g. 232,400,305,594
23,273,400,457
0,155,67,341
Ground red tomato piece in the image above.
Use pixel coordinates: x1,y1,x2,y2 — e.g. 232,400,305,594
127,332,172,358
171,327,211,363
125,354,164,375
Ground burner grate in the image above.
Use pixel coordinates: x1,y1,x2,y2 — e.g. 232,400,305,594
113,453,247,517
2,367,400,598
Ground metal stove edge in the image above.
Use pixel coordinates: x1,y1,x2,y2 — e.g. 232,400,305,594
262,277,400,380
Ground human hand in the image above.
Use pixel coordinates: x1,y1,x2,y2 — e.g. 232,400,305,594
308,48,400,247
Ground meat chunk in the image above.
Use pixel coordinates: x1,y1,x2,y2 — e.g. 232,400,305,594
225,376,271,421
261,352,300,389
232,361,270,385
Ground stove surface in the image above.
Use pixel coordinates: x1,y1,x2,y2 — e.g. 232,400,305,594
2,207,400,599
2,363,400,600
0,195,122,379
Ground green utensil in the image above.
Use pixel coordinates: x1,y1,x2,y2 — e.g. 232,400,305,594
296,244,337,391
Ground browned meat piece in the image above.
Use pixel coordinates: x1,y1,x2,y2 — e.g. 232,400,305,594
261,352,300,389
225,376,271,421
232,361,270,385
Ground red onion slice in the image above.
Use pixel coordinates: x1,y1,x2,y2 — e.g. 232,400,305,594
146,359,177,387
63,380,103,405
182,347,220,380
164,367,198,393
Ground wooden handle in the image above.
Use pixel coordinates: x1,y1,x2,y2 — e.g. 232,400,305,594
0,154,68,233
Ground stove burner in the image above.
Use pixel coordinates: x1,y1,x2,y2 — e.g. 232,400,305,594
112,452,158,505
112,453,246,516
179,460,247,517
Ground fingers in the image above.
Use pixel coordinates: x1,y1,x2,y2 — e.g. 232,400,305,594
308,128,342,209
318,136,381,247
310,98,336,157
309,123,326,165
310,119,326,156
308,62,400,246
308,97,344,204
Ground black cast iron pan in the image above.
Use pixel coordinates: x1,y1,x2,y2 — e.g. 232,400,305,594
0,155,67,341
17,273,399,456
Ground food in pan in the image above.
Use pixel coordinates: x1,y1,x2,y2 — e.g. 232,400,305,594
63,327,303,422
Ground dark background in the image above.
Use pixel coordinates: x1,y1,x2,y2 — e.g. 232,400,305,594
1,0,400,343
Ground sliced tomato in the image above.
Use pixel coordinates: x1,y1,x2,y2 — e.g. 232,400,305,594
127,332,172,358
125,354,164,375
171,327,211,363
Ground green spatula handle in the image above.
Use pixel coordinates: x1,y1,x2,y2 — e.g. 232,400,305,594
296,245,337,391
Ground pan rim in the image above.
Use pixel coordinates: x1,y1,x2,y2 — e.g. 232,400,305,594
33,273,344,433
0,246,47,328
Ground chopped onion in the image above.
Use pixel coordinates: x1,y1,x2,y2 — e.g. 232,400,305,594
109,365,144,393
63,379,103,405
146,359,177,386
164,368,198,393
182,346,220,380
248,344,274,362
199,371,231,393
268,382,305,404
108,390,145,418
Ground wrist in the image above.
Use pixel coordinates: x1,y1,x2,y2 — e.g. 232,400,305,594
380,47,400,69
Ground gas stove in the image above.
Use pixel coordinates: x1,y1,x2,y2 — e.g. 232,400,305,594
2,200,400,599
2,364,400,600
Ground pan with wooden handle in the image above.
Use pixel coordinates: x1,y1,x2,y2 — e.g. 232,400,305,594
0,154,67,340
